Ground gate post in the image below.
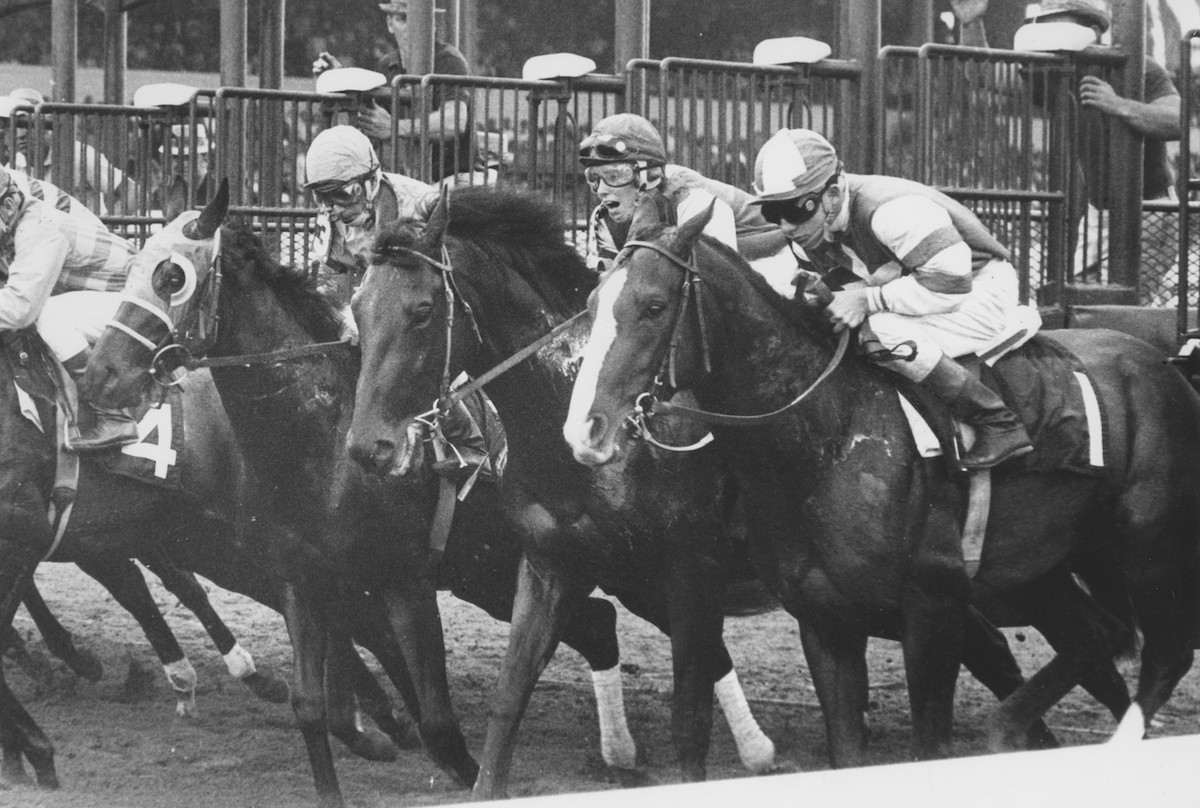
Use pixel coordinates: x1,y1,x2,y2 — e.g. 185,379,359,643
220,0,247,87
102,0,126,105
1106,0,1146,291
840,0,879,172
51,0,77,102
615,0,649,112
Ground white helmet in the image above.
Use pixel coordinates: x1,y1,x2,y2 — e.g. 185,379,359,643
304,125,380,189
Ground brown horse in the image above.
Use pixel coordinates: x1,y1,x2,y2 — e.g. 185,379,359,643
81,182,649,807
563,200,1200,764
341,187,1091,795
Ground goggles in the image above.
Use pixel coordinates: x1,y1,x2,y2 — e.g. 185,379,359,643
579,132,632,162
310,172,372,207
758,175,839,226
584,163,639,191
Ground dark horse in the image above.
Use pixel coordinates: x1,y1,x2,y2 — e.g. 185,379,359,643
0,329,296,788
563,201,1200,763
343,187,1073,795
82,182,647,806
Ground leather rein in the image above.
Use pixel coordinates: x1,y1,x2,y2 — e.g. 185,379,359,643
621,238,850,433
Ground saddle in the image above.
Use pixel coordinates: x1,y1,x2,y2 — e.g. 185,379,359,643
897,335,1108,479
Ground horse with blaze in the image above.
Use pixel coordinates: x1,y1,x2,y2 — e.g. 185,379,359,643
563,198,1200,763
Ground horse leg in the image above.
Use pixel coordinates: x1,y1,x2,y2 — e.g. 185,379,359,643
73,556,198,716
19,576,103,682
323,623,399,763
342,594,422,749
987,568,1132,752
1110,581,1197,742
960,607,1058,750
139,547,289,705
474,552,590,799
379,573,478,788
798,618,869,768
0,556,57,788
278,583,341,808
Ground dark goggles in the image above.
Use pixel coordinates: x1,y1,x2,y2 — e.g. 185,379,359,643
760,195,824,226
310,172,372,207
584,163,638,191
759,175,839,226
579,132,630,162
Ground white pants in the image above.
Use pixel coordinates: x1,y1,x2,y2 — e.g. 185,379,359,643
37,290,122,362
866,260,1022,381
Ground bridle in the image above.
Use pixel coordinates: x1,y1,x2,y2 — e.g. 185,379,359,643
619,238,850,442
107,225,351,387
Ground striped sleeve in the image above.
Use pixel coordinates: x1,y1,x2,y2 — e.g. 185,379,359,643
864,196,973,316
52,206,135,293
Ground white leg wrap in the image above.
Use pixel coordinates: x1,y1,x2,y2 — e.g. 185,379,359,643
1109,703,1146,744
164,658,198,718
223,643,257,680
591,665,637,768
715,668,775,773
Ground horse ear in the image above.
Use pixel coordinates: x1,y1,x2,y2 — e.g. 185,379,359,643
163,175,189,222
424,185,450,246
187,178,229,240
628,193,664,241
670,200,714,254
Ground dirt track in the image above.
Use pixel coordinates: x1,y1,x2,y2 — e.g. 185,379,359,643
3,562,1199,808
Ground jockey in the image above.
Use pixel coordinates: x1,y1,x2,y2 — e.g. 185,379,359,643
304,125,495,482
579,114,794,294
0,164,138,451
750,128,1036,470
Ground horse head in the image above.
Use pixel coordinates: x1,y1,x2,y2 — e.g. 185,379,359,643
84,179,230,408
564,197,715,466
347,189,470,477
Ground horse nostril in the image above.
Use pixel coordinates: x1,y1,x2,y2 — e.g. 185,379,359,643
369,440,396,474
585,415,608,448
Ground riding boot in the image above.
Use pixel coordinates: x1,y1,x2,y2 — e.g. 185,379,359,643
921,355,1034,470
61,350,139,453
432,399,490,482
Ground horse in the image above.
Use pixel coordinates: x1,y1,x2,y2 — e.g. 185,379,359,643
562,199,1200,764
340,186,1082,796
81,180,650,807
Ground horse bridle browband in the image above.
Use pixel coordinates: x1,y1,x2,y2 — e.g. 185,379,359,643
620,238,850,430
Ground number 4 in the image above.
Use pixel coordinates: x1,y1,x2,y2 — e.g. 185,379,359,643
121,404,177,479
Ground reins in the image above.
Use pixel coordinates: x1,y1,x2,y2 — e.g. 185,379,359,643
621,238,850,430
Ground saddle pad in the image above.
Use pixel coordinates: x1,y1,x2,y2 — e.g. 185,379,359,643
986,335,1106,476
93,387,185,490
895,335,1106,477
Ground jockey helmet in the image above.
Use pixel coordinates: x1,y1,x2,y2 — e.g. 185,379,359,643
749,128,842,204
304,125,380,190
579,114,667,167
1025,0,1110,34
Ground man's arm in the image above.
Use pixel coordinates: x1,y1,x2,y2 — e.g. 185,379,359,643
0,218,68,330
358,98,471,141
1079,74,1182,142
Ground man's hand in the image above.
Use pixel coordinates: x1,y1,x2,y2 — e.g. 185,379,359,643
312,52,343,77
1079,75,1128,119
825,288,871,332
339,304,360,345
357,104,395,141
949,0,989,26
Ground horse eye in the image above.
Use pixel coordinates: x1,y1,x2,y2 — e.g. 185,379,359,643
152,260,187,296
151,252,199,306
645,302,667,317
413,302,434,325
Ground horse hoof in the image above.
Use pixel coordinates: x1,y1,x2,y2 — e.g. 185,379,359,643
737,734,777,773
600,732,637,769
174,693,197,718
1108,704,1146,744
70,648,104,682
345,728,398,763
242,670,290,704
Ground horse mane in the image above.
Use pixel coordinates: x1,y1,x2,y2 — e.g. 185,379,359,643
635,221,835,346
221,220,344,343
443,187,596,315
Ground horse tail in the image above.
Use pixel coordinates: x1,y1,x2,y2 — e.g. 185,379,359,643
1070,548,1141,662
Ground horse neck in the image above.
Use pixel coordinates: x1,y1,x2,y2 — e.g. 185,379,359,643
699,265,858,458
208,279,353,497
